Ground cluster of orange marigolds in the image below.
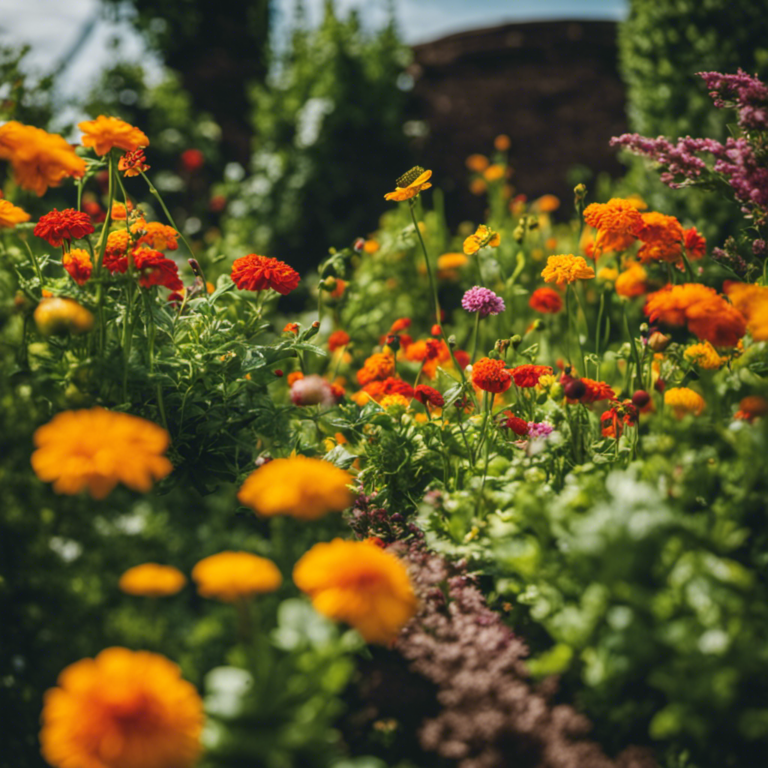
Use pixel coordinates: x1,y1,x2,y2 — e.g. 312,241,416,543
3,115,768,768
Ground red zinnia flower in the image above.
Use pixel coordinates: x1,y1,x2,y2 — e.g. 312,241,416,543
328,330,350,351
231,254,300,295
600,400,638,438
34,208,95,248
683,227,706,260
284,322,299,334
414,384,444,408
471,357,512,394
181,149,205,173
133,248,183,291
578,377,615,404
528,287,562,314
502,412,529,436
511,364,553,388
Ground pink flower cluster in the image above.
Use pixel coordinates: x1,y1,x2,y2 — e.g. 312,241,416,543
461,286,505,318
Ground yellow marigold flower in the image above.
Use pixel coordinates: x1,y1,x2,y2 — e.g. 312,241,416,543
40,647,203,768
0,121,86,196
463,224,501,256
541,254,595,285
119,563,187,597
192,551,282,602
684,341,727,370
384,166,432,202
534,194,560,213
31,408,172,499
380,393,410,409
134,221,179,251
237,455,354,520
724,282,768,342
437,252,469,270
597,266,619,283
111,201,133,221
293,538,417,644
62,247,93,286
483,164,505,182
614,261,648,298
0,198,30,228
665,387,706,417
79,115,150,156
465,154,489,172
33,298,94,336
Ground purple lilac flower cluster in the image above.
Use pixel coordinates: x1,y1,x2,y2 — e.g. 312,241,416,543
699,69,768,131
527,421,554,439
461,286,505,317
611,70,768,220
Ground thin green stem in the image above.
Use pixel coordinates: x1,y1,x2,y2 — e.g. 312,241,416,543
622,302,644,391
409,200,441,329
470,311,481,364
19,237,44,288
595,289,605,380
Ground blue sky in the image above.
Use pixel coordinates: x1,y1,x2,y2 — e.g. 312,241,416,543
1,0,629,98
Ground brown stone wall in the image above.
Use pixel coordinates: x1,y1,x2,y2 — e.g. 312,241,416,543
408,20,628,222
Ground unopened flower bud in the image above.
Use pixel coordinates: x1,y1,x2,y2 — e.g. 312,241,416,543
510,334,522,349
495,338,510,355
274,369,284,378
527,215,539,230
488,349,501,359
431,324,442,337
639,322,649,337
320,276,337,292
574,183,587,203
564,378,586,400
447,335,457,348
187,258,203,277
385,334,401,352
353,238,365,252
513,224,525,243
654,378,666,393
632,390,650,408
648,331,672,352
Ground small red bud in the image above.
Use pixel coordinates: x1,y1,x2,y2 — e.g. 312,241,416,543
431,324,442,337
354,237,365,252
654,378,666,393
312,321,320,329
632,390,650,408
274,369,284,378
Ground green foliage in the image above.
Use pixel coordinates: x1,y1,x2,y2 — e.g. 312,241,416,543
219,4,413,268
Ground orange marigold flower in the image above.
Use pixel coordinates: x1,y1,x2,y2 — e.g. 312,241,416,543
0,198,30,228
110,200,133,221
494,134,511,151
646,283,745,347
600,400,638,438
570,377,615,404
79,115,150,156
118,147,150,177
293,538,417,644
384,166,433,202
529,287,563,314
541,254,595,285
723,282,768,342
665,387,706,417
469,178,487,196
414,384,444,408
684,341,727,370
0,121,85,196
357,352,395,386
437,252,469,271
192,551,282,602
62,248,93,286
636,211,684,263
133,248,183,291
390,317,411,334
31,408,172,499
237,455,353,520
284,322,300,334
363,240,380,254
511,364,554,388
40,648,203,768
483,164,505,182
286,371,304,386
404,338,451,379
34,298,94,336
534,194,560,213
583,198,643,254
119,563,187,597
465,154,489,173
135,221,179,251
231,254,300,295
34,208,94,247
361,377,414,403
329,278,347,299
104,230,131,273
472,357,512,394
615,261,648,298
463,224,501,255
734,395,768,422
328,329,350,351
684,226,706,259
